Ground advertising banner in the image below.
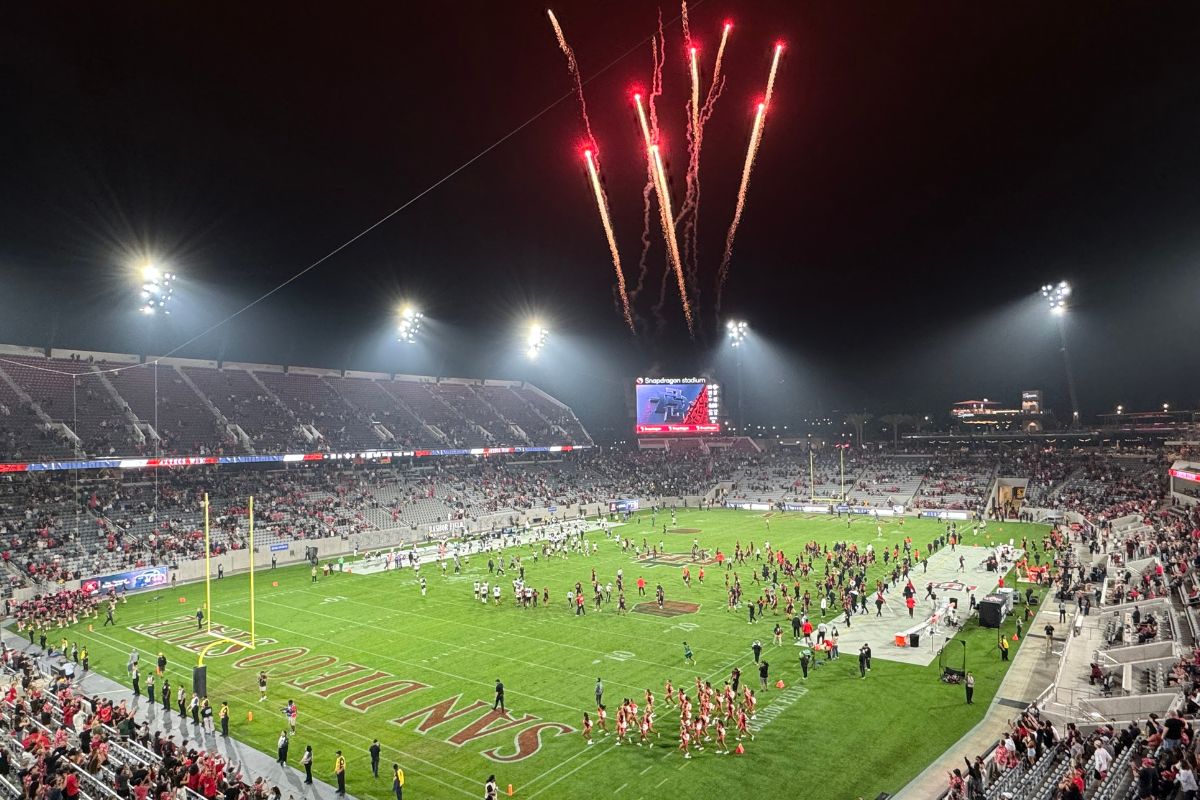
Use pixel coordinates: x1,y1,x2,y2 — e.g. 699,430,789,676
81,565,170,596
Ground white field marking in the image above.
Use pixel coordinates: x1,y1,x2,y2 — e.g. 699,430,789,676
266,577,747,669
248,596,651,696
615,783,628,794
391,565,760,652
53,626,477,796
215,600,583,713
657,777,670,787
639,766,654,776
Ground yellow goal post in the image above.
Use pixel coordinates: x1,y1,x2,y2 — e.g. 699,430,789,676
197,493,256,665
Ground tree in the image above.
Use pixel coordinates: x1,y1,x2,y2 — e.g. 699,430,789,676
879,414,913,447
844,413,873,448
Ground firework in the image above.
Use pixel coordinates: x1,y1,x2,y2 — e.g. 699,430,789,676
547,9,596,149
717,102,766,312
764,42,784,109
633,92,693,335
717,43,784,312
636,18,666,313
689,46,701,137
583,150,635,332
652,145,693,334
712,21,732,89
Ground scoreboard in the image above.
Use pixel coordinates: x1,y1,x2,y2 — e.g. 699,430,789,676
634,377,721,435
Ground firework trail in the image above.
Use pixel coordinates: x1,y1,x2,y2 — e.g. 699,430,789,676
712,20,732,90
716,44,784,313
638,16,666,321
652,145,693,334
547,9,597,150
634,92,693,335
583,150,635,332
679,19,733,297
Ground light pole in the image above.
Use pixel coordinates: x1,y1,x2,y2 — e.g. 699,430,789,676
1041,281,1080,427
727,320,748,429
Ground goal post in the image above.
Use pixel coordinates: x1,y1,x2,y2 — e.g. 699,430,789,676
197,493,256,667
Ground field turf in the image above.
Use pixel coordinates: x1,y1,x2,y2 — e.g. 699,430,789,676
52,510,1048,800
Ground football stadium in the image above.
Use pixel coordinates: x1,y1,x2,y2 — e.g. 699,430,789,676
3,4,1200,800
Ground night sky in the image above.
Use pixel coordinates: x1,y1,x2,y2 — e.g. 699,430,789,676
2,1,1199,436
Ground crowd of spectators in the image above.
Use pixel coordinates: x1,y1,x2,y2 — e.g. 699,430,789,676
0,646,283,800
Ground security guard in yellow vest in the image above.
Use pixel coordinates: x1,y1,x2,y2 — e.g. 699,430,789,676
334,751,346,795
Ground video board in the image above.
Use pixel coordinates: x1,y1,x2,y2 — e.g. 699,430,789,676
634,377,721,435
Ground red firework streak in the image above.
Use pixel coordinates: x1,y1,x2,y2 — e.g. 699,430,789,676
582,149,635,332
634,92,694,335
718,43,784,312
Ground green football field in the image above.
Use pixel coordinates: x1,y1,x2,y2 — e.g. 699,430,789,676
52,510,1048,800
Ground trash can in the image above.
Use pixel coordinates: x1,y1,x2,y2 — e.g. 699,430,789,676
908,632,920,648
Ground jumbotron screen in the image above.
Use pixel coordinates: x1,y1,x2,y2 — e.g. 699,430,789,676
635,377,721,435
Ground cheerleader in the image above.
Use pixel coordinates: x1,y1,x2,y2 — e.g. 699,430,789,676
582,712,594,745
715,718,729,754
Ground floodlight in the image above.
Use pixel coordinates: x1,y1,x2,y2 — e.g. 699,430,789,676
1040,280,1070,314
526,324,549,359
138,264,176,315
726,319,749,347
397,306,424,344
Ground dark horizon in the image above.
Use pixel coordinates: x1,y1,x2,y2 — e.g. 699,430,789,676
3,1,1199,435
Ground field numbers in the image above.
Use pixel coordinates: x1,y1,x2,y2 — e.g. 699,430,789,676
605,650,636,662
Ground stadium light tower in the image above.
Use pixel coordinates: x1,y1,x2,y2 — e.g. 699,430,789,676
526,323,549,360
726,319,749,348
725,319,749,428
1040,281,1080,427
139,265,176,315
397,306,424,344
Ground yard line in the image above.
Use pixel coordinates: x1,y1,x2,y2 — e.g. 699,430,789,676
521,650,745,792
313,570,749,662
615,782,629,794
639,766,654,776
656,777,670,787
217,599,584,712
45,626,478,797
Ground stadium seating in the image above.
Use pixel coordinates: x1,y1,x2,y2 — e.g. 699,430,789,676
105,363,234,456
180,366,302,453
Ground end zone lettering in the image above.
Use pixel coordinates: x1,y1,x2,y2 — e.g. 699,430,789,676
225,645,573,762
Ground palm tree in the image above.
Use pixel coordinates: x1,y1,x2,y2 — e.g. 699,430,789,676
844,413,872,447
879,414,911,447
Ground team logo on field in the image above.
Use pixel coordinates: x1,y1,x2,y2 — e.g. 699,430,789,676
633,600,700,617
928,581,977,593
